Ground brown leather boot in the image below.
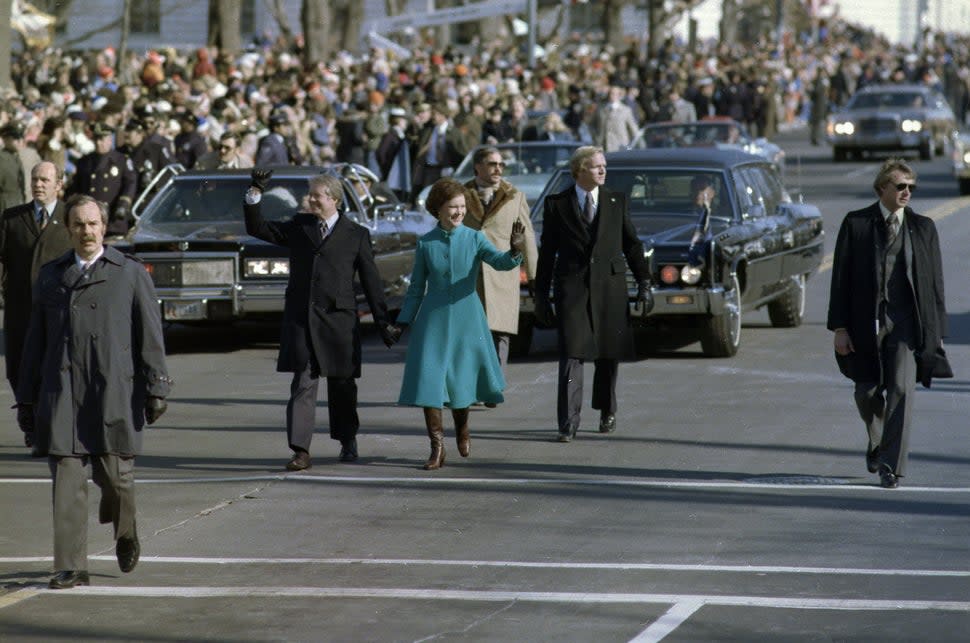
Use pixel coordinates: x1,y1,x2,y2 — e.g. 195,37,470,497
452,408,470,457
423,407,445,470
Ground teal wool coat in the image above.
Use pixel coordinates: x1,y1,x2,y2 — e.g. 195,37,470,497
397,224,522,408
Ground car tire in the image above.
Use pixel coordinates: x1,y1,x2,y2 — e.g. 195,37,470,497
767,274,806,328
509,316,534,358
960,178,970,195
833,147,847,162
700,274,741,358
919,140,933,160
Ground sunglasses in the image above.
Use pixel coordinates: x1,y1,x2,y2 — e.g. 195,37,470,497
893,182,916,193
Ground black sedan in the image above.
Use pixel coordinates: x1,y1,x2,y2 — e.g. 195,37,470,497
118,164,436,324
514,148,824,357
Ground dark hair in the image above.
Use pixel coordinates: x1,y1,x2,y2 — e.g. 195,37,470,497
425,178,468,217
472,146,501,165
63,194,108,227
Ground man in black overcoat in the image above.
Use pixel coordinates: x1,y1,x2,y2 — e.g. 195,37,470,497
244,170,401,469
828,158,949,488
534,146,653,442
0,161,72,392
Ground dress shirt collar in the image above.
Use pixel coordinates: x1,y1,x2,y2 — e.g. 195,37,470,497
319,211,339,234
878,201,904,227
576,186,598,208
75,248,104,271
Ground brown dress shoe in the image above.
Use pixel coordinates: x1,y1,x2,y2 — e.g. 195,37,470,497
286,451,311,471
49,570,90,589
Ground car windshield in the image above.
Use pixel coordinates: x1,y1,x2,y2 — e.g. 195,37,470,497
539,168,732,221
849,92,926,109
632,123,745,149
454,144,577,179
142,177,317,224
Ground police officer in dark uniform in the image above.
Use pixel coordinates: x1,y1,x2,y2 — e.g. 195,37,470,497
255,112,302,166
119,119,165,195
69,123,138,237
174,112,209,170
136,104,174,162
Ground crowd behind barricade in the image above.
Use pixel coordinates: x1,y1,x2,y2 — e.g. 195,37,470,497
0,18,969,229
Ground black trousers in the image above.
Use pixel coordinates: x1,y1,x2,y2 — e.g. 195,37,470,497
286,364,359,452
557,356,617,433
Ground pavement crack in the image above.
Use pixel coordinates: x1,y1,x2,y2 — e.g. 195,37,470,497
412,599,517,641
151,484,270,537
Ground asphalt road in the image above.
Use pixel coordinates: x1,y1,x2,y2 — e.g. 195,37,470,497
2,132,969,641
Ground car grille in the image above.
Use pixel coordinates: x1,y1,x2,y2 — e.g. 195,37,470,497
858,117,897,135
147,259,235,287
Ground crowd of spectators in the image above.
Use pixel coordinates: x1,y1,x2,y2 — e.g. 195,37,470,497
2,16,969,211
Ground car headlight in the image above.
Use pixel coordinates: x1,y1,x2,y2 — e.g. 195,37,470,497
681,265,702,285
901,119,923,133
834,121,855,135
962,151,970,164
244,258,290,277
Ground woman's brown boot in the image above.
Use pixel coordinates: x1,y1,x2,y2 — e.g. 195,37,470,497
423,407,445,470
452,408,470,457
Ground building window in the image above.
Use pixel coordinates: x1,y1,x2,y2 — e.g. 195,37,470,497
130,0,161,34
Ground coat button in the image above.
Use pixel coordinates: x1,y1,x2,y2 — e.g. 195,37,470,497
91,334,98,339
90,302,97,308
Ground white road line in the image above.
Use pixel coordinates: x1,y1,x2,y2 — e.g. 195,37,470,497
2,556,968,578
0,588,40,610
629,600,704,643
2,475,969,493
30,586,970,612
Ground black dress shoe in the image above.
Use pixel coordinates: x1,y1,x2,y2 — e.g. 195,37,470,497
286,451,311,471
598,414,616,434
879,466,899,489
866,447,880,474
339,439,358,462
117,526,140,573
49,570,90,589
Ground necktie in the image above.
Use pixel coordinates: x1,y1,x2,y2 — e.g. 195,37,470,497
886,214,899,244
38,205,48,229
320,220,328,239
584,193,595,224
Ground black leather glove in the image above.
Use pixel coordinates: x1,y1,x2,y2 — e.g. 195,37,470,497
510,220,526,255
534,297,557,329
145,396,167,425
526,279,536,299
379,322,403,348
636,280,655,315
16,403,34,433
250,168,273,192
111,201,130,223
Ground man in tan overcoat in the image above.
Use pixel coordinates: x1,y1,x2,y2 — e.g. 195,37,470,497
464,146,538,379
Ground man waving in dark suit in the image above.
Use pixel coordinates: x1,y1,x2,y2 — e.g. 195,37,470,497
0,161,72,394
828,158,949,488
534,146,653,442
244,170,401,469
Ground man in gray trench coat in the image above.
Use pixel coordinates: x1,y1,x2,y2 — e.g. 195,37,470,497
15,195,172,589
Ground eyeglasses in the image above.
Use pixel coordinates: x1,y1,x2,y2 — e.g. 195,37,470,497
893,182,916,193
482,161,506,169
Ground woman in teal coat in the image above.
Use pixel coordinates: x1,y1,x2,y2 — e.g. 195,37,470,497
397,178,526,469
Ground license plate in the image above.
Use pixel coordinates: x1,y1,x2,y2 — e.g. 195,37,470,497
163,300,206,320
